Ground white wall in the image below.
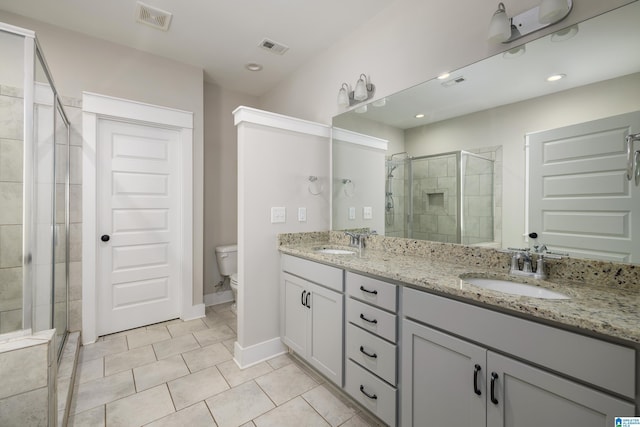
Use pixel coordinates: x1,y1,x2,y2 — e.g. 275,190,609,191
203,83,259,298
404,73,640,249
260,0,633,124
235,108,330,366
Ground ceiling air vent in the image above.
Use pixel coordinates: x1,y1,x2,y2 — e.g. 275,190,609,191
135,2,173,31
259,38,289,55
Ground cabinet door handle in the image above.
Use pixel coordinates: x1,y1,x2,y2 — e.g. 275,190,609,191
490,372,499,404
359,346,378,359
359,285,378,295
301,290,306,307
305,291,311,308
473,364,482,396
359,313,378,324
359,385,378,400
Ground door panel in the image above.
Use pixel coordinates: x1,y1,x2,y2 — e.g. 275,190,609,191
528,111,640,262
309,283,343,385
282,273,308,356
487,352,634,427
97,119,180,335
401,319,486,427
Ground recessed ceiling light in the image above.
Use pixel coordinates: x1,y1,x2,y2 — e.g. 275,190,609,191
245,63,263,72
546,73,566,82
415,113,425,119
437,72,450,80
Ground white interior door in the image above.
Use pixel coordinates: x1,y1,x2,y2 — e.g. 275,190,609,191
97,118,181,335
528,111,640,262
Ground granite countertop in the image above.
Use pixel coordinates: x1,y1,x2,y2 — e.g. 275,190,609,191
279,242,640,345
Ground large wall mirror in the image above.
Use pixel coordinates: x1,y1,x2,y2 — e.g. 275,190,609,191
332,1,640,263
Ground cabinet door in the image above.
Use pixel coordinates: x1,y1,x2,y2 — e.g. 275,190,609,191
308,282,344,386
486,351,635,427
401,319,486,427
282,273,309,356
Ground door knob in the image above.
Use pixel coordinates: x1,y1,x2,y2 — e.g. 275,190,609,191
101,234,110,242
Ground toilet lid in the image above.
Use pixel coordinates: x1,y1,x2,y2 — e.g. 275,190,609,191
230,273,238,284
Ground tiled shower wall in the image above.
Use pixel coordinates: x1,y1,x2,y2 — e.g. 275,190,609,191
0,84,83,334
0,85,25,334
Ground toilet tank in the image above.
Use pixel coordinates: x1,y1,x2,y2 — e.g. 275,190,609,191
215,244,238,277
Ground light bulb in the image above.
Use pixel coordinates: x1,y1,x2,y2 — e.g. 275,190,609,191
539,0,570,25
354,75,368,101
488,2,511,43
337,83,349,107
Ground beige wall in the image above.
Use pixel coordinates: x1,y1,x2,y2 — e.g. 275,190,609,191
203,83,258,296
260,0,633,124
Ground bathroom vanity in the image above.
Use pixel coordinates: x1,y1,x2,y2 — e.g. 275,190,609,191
279,236,639,426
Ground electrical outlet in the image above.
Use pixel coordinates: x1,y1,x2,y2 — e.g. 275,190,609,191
348,207,356,220
363,206,373,219
298,207,307,222
271,207,286,223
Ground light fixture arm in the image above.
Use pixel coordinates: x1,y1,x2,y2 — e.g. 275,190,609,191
497,0,573,44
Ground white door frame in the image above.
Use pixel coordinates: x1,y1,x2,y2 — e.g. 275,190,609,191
82,92,200,344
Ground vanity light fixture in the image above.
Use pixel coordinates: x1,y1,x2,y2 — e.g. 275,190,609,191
372,98,387,107
488,0,573,44
337,73,376,108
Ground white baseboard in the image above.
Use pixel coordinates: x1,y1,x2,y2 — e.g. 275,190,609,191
181,303,205,321
204,290,234,306
233,337,287,369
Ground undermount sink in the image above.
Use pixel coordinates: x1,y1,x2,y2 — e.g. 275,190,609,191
314,247,357,255
460,276,570,300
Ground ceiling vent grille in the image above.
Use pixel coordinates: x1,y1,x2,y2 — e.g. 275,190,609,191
258,38,289,55
135,2,173,31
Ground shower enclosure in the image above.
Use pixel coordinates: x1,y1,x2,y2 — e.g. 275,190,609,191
385,151,495,245
0,23,70,358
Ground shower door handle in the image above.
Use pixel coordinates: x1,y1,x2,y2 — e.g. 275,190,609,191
101,234,110,242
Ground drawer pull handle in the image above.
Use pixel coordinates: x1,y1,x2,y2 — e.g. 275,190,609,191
359,313,378,324
359,285,378,295
359,385,378,400
301,290,306,307
359,346,378,359
473,364,482,396
490,372,499,405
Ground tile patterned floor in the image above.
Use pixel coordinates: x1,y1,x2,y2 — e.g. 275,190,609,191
68,303,382,426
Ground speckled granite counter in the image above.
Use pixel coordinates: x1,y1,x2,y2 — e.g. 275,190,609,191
278,233,640,345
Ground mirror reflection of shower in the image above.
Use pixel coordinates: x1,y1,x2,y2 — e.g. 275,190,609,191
384,150,497,246
385,152,410,228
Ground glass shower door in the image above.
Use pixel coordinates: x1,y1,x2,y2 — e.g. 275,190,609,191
54,101,68,351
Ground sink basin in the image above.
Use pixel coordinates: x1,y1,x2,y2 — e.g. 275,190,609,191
314,247,357,255
461,277,570,300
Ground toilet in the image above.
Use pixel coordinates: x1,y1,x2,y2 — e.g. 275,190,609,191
214,244,238,313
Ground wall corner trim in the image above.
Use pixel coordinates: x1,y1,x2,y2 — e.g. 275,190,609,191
332,127,388,151
233,106,330,138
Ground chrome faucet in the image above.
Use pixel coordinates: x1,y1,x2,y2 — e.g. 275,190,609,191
505,243,568,280
344,231,368,250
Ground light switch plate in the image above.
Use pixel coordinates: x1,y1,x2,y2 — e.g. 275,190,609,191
363,206,373,219
348,207,356,220
298,207,307,222
271,207,286,223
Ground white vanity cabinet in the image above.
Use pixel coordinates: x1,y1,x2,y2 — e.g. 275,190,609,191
281,255,344,386
344,272,399,426
401,288,636,426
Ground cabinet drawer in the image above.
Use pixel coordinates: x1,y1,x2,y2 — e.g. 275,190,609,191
282,254,343,292
346,272,397,312
346,324,397,385
346,298,397,342
403,287,636,399
345,359,396,426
